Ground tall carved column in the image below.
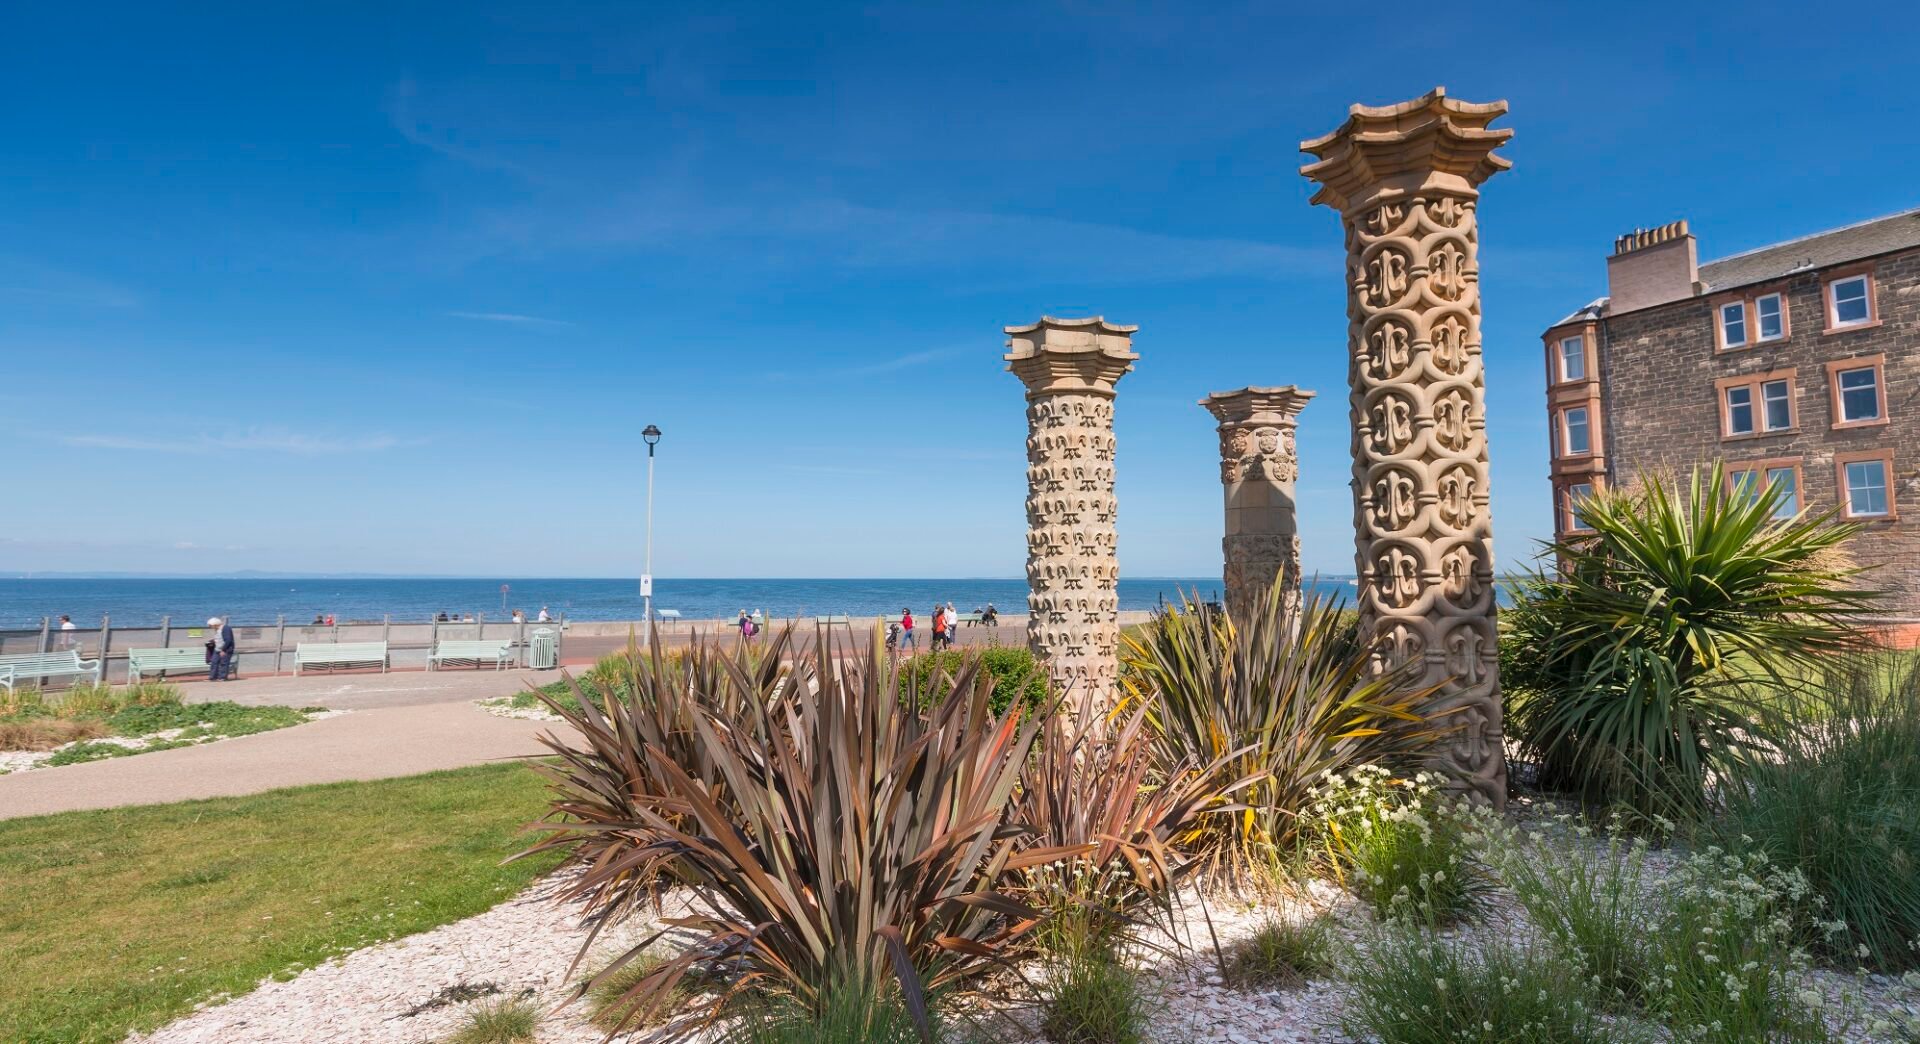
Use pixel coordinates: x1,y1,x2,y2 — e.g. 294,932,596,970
1005,316,1137,704
1201,386,1314,624
1299,88,1512,805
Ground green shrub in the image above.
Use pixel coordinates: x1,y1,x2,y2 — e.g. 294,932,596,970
444,995,540,1044
1339,925,1633,1044
1482,812,1655,1006
736,974,937,1044
1038,950,1150,1044
1223,913,1334,989
1123,581,1441,883
1507,464,1881,816
1715,654,1920,971
107,701,306,738
1311,767,1491,925
901,647,1047,713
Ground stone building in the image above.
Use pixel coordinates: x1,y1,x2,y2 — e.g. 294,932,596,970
1542,207,1920,619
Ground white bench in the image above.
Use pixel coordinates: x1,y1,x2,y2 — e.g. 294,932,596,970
429,639,515,671
0,650,103,691
128,646,213,681
294,641,389,675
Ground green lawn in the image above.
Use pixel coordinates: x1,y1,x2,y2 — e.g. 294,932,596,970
0,761,563,1044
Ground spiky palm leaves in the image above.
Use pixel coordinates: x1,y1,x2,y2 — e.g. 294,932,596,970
525,627,1068,1039
1122,580,1439,884
1507,463,1881,814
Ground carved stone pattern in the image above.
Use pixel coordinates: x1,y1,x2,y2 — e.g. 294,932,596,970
1024,392,1122,701
1213,415,1306,624
1345,194,1503,804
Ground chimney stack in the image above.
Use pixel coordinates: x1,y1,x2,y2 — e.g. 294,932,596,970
1606,219,1698,314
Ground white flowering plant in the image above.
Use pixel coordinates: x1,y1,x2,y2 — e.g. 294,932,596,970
1308,766,1494,926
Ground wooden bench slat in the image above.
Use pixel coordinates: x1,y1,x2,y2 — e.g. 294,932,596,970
294,642,390,674
0,650,104,690
128,647,212,680
428,639,515,671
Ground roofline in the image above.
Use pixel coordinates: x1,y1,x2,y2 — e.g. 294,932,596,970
1542,235,1920,333
1700,204,1920,268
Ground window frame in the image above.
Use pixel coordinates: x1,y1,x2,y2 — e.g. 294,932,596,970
1753,292,1786,343
1558,405,1593,458
1727,458,1804,519
1714,368,1798,440
1562,481,1597,534
1825,355,1888,430
1824,270,1879,332
1557,334,1587,383
1724,385,1756,436
1718,300,1748,350
1762,463,1801,519
1835,449,1897,521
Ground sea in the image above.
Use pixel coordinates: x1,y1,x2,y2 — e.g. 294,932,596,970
0,576,1367,629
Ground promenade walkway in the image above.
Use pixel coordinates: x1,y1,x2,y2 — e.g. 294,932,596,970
0,669,564,820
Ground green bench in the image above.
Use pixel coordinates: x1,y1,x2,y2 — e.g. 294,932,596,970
0,650,103,692
428,639,515,671
294,641,389,675
956,612,985,626
128,646,215,681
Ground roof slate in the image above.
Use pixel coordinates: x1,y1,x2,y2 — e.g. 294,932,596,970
1699,206,1920,293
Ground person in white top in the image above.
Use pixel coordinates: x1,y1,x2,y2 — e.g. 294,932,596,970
58,614,76,648
537,606,551,622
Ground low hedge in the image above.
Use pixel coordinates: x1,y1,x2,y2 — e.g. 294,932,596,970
900,647,1049,714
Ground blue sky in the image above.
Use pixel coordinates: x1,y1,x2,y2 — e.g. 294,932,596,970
6,2,1918,578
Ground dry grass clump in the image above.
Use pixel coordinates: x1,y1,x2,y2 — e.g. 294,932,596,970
0,717,110,751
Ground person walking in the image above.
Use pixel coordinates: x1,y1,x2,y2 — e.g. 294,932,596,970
899,607,916,651
206,616,235,682
58,614,76,648
932,604,947,651
537,606,551,622
946,601,960,643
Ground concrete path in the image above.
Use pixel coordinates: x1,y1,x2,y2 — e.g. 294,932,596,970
173,665,559,711
0,700,561,821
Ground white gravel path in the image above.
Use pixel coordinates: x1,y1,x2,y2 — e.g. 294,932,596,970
127,874,665,1044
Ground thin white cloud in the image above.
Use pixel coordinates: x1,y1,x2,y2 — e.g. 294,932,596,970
446,310,573,327
63,430,405,456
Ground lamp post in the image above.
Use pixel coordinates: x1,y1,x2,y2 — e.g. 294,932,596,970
642,424,661,636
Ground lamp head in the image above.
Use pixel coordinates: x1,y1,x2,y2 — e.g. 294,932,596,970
642,424,662,447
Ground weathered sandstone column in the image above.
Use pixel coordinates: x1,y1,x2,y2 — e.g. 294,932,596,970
1005,316,1137,703
1299,88,1512,805
1201,387,1314,624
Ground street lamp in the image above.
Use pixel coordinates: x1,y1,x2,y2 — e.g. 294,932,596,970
642,424,662,635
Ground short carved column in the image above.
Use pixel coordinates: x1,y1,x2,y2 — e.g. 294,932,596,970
1201,387,1314,624
1300,89,1512,805
1005,316,1137,704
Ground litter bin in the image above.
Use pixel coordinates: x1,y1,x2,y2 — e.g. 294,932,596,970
528,628,558,670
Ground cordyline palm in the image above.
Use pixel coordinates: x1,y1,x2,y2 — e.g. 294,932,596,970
1508,462,1882,814
522,625,1073,1040
519,628,789,929
1005,688,1247,954
1122,579,1441,885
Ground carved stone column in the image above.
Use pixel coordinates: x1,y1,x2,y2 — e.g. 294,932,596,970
1005,316,1137,704
1201,386,1314,624
1299,88,1512,805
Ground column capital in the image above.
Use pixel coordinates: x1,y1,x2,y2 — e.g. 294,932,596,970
1200,385,1316,428
1005,315,1139,397
1299,87,1512,215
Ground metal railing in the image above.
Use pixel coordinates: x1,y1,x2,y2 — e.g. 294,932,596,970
0,614,568,686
